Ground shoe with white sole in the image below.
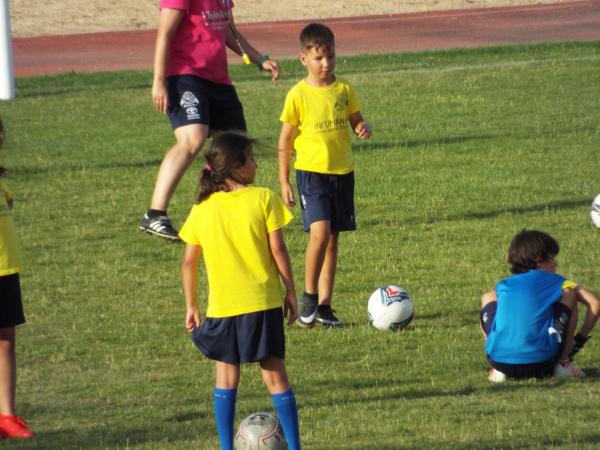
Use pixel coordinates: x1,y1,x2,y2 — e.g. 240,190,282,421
297,293,318,328
488,368,507,383
553,360,586,379
139,214,181,242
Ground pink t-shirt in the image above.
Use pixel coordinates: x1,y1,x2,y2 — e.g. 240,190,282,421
160,0,232,85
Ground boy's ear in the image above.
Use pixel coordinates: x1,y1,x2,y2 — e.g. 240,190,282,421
299,52,307,66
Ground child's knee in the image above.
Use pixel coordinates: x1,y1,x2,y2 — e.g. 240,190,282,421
481,291,497,308
309,221,331,243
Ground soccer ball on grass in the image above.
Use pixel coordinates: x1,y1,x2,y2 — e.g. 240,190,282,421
234,412,287,450
368,285,414,331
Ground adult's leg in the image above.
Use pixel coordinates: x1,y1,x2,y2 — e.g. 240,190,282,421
150,123,209,211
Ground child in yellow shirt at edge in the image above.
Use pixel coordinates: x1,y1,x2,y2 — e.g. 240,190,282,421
0,118,35,440
278,23,372,327
179,132,301,450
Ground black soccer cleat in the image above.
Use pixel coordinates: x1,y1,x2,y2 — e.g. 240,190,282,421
297,293,318,328
315,304,343,327
139,214,181,242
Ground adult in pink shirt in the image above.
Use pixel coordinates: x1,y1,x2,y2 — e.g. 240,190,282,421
140,0,280,241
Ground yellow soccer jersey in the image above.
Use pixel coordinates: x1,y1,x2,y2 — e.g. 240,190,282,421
280,79,361,174
179,187,293,318
0,180,22,276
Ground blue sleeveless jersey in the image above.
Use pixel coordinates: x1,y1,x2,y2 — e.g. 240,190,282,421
485,270,565,364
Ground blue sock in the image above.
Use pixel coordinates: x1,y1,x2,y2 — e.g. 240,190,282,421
214,387,237,450
272,388,301,450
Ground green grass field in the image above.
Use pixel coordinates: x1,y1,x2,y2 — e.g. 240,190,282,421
1,41,600,449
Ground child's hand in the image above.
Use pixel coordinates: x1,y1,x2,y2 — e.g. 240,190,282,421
185,306,201,331
354,121,372,140
280,182,296,207
283,292,298,325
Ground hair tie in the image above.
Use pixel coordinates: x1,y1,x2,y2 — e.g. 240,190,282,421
204,163,213,172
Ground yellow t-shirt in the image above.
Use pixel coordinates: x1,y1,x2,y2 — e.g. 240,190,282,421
280,79,361,175
179,187,293,318
0,180,22,276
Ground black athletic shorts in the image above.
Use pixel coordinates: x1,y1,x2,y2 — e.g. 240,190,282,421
166,75,247,132
191,307,285,364
296,170,356,233
0,273,25,328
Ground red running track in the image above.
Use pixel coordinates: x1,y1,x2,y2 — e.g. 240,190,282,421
11,1,600,77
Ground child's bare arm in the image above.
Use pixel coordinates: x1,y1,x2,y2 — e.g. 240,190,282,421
182,243,202,331
278,123,297,207
5,191,13,210
268,229,298,324
349,111,372,140
574,285,600,337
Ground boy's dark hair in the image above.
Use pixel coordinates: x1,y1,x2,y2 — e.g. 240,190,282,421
196,131,255,203
508,229,560,274
300,23,335,51
0,117,5,177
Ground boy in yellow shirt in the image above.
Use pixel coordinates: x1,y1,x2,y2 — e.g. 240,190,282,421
278,23,372,327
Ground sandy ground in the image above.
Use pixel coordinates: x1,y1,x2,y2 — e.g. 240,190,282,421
9,0,574,38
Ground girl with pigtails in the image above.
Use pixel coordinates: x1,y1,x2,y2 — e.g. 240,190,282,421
179,131,301,450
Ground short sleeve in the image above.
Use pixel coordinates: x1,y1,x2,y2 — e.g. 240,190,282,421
264,190,293,233
347,83,361,115
159,0,190,11
279,89,300,126
0,180,12,204
179,205,202,245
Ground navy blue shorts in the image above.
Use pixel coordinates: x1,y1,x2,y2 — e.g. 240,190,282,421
191,307,285,364
480,301,570,379
0,273,25,328
296,170,356,233
166,75,247,132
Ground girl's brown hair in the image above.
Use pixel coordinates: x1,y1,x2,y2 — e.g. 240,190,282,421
196,131,255,203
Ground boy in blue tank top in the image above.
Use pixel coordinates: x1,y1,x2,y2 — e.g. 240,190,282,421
480,229,600,381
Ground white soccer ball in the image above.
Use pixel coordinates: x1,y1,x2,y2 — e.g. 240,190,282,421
368,285,414,331
234,412,288,450
591,193,600,228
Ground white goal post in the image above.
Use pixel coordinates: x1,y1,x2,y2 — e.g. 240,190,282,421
0,0,15,100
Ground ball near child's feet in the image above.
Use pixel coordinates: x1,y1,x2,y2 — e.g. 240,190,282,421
234,412,288,449
368,285,414,331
